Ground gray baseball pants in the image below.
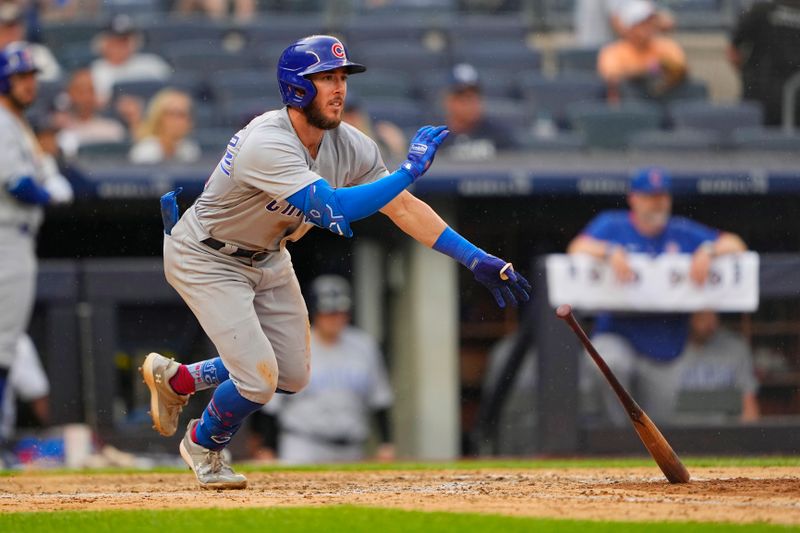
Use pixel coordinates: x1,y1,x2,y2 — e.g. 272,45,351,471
163,222,311,404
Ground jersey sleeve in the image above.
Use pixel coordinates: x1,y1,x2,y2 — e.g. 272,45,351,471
0,126,36,187
233,127,322,200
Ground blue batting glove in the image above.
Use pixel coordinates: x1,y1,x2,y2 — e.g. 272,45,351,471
472,255,532,308
400,125,450,181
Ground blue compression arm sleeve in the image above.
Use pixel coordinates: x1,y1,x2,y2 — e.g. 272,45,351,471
286,168,415,236
432,227,487,271
7,176,51,205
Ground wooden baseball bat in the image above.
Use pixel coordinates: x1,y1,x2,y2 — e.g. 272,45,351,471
555,304,691,484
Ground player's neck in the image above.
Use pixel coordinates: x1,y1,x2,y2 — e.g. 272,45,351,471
287,106,324,158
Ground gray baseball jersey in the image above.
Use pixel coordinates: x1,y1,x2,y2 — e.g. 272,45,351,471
0,106,51,371
265,326,393,461
166,107,390,405
181,107,389,252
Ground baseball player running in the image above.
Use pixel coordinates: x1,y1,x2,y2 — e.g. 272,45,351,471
142,35,531,490
0,42,72,452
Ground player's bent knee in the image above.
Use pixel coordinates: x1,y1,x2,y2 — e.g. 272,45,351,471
278,368,310,395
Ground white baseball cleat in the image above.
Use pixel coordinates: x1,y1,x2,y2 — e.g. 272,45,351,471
140,352,190,437
179,419,248,490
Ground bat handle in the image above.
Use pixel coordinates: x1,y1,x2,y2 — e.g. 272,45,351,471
499,262,513,281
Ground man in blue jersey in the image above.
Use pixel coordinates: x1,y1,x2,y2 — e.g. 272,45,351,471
567,167,747,426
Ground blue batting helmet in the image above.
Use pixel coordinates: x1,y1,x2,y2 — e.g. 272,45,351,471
277,35,366,108
0,42,38,95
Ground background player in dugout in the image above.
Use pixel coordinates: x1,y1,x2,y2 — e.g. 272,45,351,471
141,35,530,489
567,167,746,427
249,275,394,464
0,42,72,458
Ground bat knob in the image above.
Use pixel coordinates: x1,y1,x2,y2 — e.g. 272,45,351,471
555,304,572,319
499,262,513,281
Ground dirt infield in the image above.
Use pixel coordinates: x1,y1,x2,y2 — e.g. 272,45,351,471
1,466,799,524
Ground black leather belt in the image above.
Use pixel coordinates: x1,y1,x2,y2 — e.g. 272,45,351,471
202,237,270,261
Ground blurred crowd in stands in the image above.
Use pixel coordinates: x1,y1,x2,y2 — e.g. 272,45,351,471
0,0,797,172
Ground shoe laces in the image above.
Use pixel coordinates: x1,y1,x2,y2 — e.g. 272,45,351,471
205,450,233,475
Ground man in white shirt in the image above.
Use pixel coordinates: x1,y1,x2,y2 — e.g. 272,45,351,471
89,15,171,106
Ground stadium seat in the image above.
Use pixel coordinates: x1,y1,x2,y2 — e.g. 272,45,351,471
540,0,576,31
620,78,709,103
415,67,521,103
347,68,416,100
77,141,132,161
112,80,168,104
566,101,662,150
165,41,257,74
732,127,800,151
519,73,606,128
518,131,586,152
667,0,737,31
343,17,446,50
243,17,328,47
363,97,423,130
56,43,97,70
452,41,542,72
41,21,105,50
669,100,764,141
628,128,721,152
483,97,536,136
556,46,600,74
358,42,449,75
218,96,282,128
141,18,227,47
447,14,532,42
209,71,274,104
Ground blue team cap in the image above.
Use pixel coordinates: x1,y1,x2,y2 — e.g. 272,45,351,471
630,167,672,194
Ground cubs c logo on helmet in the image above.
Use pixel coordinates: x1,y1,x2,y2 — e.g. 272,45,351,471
331,42,346,59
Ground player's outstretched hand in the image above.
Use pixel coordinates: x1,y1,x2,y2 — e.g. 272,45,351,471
472,255,532,308
400,125,450,181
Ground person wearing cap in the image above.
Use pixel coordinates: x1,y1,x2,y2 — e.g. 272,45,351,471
0,1,60,82
597,0,687,102
89,14,171,106
438,63,519,161
0,42,72,461
248,275,395,464
567,167,746,426
574,0,675,48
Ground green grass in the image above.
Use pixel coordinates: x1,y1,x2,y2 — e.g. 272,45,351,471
2,507,798,533
2,455,798,477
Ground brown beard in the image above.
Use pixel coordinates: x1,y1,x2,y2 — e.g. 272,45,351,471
302,98,341,130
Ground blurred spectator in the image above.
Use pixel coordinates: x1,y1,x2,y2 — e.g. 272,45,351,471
1,335,50,442
129,88,200,164
729,0,800,127
90,15,171,107
30,111,93,198
598,0,687,103
248,275,394,464
437,63,518,161
676,310,760,423
574,0,675,47
54,68,127,155
342,93,407,163
567,167,747,426
175,0,255,21
0,1,60,81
